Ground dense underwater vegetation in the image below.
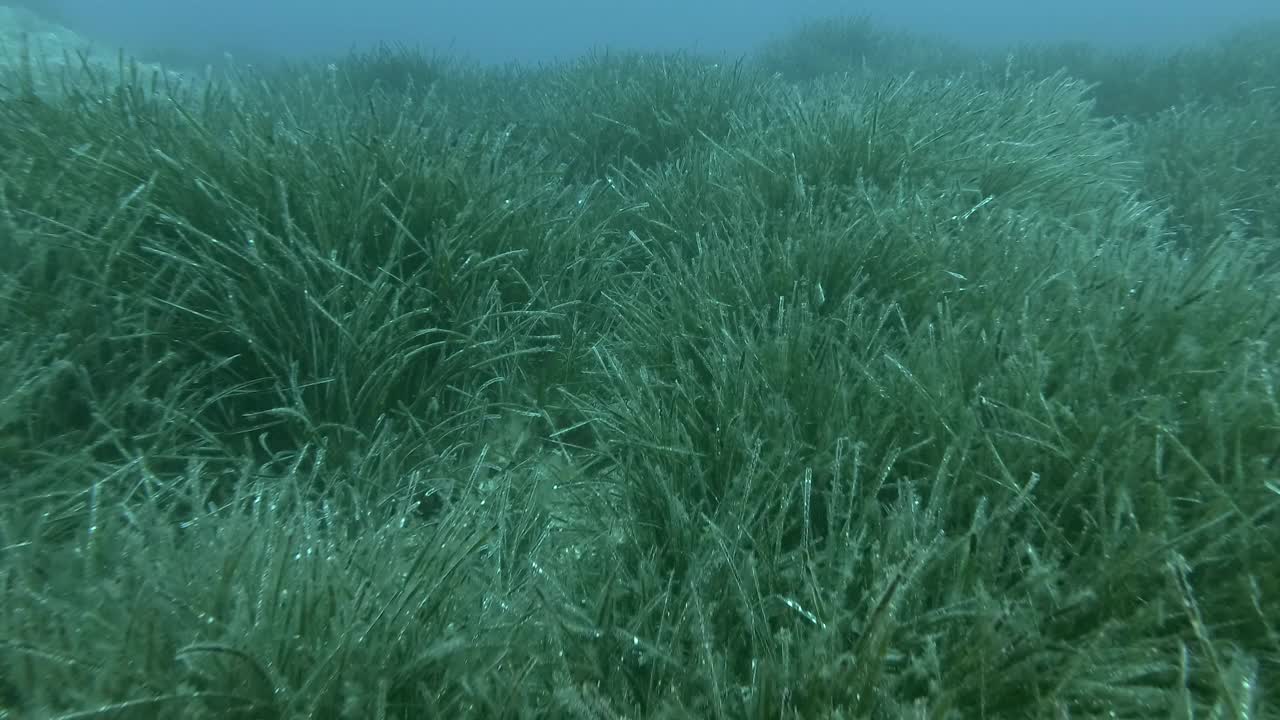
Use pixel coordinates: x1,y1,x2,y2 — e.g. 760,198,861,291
2,10,1279,718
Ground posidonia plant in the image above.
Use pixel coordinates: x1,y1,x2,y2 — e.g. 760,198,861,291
1,15,1278,719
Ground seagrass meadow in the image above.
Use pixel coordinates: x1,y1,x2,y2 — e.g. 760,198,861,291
2,14,1279,719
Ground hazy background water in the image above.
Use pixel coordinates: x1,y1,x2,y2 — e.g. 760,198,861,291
30,0,1280,64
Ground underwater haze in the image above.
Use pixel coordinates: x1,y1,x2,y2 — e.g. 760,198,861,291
38,0,1280,63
